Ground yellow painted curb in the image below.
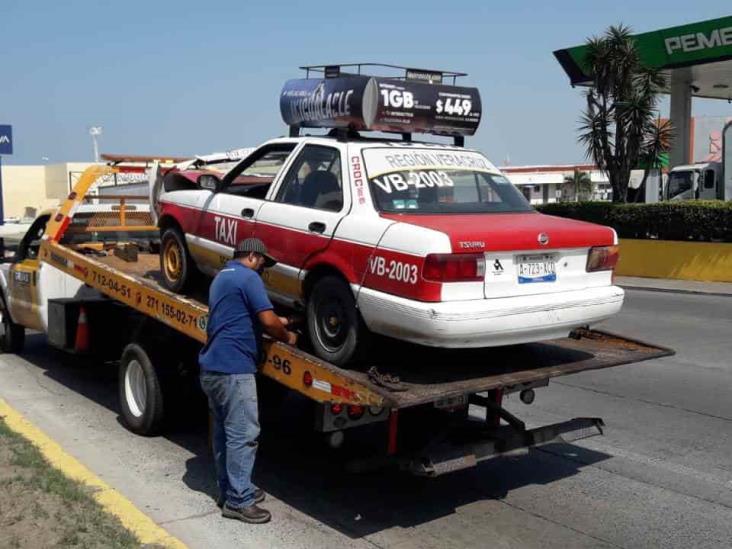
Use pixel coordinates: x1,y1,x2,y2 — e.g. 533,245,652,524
0,399,187,549
617,239,732,283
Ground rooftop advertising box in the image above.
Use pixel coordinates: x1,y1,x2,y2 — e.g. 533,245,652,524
280,76,482,137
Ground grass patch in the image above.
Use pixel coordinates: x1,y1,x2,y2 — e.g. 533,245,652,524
0,417,146,548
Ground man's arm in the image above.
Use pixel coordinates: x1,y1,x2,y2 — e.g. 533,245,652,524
258,310,297,345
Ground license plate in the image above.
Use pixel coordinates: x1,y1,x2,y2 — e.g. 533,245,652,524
517,254,557,284
434,394,468,410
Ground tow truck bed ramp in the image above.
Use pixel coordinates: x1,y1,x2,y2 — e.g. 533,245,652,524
39,243,672,410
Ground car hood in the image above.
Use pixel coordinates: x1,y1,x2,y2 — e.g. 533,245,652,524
379,211,615,252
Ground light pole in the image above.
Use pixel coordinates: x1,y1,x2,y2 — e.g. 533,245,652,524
88,126,103,162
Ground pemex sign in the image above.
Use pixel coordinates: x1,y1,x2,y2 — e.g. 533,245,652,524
0,125,12,155
554,16,732,94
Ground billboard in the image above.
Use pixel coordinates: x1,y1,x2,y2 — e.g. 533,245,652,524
0,125,12,155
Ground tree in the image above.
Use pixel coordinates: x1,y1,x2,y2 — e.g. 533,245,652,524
578,25,673,203
561,170,593,202
633,117,674,202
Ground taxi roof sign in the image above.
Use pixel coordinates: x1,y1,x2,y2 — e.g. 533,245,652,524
282,64,482,144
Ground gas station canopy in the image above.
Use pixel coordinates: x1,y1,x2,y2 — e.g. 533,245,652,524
554,16,732,100
553,16,732,167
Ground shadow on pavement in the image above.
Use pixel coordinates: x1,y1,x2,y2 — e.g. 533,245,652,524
16,334,612,539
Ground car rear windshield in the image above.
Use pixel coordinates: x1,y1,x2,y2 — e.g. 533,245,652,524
362,148,532,214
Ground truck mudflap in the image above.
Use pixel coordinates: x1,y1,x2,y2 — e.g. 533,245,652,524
405,417,605,477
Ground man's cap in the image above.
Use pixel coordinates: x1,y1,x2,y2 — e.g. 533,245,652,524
235,237,277,267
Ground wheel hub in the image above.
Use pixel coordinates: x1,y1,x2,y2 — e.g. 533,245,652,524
124,359,147,418
163,240,182,280
316,298,347,351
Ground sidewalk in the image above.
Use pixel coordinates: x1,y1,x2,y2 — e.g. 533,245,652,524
616,276,732,297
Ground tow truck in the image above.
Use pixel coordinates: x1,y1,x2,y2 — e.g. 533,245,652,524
0,60,675,474
0,160,674,476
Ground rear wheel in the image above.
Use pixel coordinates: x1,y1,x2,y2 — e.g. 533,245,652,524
118,344,165,436
0,299,24,353
307,275,368,367
160,227,195,293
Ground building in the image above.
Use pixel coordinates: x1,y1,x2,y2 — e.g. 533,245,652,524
0,161,154,222
0,162,96,221
501,164,612,204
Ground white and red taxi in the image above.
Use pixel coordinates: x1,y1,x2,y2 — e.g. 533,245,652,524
155,65,623,365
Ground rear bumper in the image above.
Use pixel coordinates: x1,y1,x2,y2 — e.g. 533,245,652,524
356,285,625,347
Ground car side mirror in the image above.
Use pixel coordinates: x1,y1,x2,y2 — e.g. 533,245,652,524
198,174,221,193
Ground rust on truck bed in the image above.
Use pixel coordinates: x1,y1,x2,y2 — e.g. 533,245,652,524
340,330,674,408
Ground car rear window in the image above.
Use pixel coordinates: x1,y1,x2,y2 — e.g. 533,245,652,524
362,147,532,214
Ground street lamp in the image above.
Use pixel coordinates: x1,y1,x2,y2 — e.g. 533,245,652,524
88,126,103,162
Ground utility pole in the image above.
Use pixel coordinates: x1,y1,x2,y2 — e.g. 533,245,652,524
88,126,103,162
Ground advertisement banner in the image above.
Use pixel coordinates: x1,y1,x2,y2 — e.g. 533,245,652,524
280,76,372,130
368,78,481,136
280,77,482,137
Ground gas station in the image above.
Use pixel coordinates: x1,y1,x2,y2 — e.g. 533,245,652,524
554,15,732,170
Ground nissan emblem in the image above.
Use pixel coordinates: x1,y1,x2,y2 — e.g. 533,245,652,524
538,233,549,246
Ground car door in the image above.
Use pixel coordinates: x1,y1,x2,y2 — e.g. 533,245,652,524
254,144,350,302
187,143,299,274
7,215,49,331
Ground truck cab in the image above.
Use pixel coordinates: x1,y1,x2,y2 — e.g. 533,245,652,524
665,162,723,201
0,204,158,352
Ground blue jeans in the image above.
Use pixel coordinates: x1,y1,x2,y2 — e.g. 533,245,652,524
199,372,260,509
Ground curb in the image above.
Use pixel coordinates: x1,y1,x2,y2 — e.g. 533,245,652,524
619,285,732,298
0,398,187,549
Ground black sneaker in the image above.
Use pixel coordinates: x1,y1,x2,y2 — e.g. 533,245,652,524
216,488,265,508
222,503,271,524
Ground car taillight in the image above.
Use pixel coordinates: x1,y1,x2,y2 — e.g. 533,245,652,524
330,403,343,415
423,253,485,282
586,246,620,272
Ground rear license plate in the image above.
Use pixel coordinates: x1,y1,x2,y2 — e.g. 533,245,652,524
517,254,557,284
434,394,468,410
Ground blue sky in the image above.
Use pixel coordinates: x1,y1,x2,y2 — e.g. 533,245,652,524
1,1,730,165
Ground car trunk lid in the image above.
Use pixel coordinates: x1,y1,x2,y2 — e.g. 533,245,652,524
380,211,616,297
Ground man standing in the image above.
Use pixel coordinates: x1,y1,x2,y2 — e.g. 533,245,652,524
199,238,296,524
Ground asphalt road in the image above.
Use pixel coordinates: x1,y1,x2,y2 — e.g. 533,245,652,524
0,289,730,548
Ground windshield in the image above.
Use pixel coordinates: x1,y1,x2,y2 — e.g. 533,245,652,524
363,148,532,214
667,171,696,199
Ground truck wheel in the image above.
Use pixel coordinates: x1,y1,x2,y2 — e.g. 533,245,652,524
118,344,165,436
160,227,195,293
307,276,368,367
0,301,24,353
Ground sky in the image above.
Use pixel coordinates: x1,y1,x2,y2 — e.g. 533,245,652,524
1,1,730,166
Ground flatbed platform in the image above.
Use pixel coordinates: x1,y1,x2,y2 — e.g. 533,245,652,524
46,247,674,410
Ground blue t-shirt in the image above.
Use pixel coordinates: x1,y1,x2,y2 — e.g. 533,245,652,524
199,261,274,374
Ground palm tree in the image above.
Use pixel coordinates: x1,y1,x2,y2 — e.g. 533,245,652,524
578,25,672,203
562,170,593,202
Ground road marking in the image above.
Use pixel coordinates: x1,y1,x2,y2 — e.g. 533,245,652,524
0,398,187,549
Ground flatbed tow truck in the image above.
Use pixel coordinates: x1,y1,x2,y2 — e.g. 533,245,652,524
2,161,674,476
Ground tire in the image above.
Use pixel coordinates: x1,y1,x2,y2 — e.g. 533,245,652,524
0,298,24,353
118,343,165,436
306,275,369,367
160,227,195,293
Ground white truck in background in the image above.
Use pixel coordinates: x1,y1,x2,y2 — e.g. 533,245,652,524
664,120,732,201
